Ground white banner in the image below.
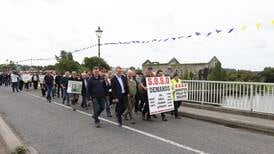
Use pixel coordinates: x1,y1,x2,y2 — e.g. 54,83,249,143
39,75,45,83
67,80,82,94
22,74,31,83
174,83,188,101
146,76,174,115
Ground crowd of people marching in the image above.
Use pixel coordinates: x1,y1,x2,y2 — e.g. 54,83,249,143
0,66,183,128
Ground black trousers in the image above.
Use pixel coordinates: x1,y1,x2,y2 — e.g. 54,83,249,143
174,101,182,117
33,81,38,89
134,94,140,112
12,82,18,92
56,84,63,97
115,94,128,123
19,81,24,90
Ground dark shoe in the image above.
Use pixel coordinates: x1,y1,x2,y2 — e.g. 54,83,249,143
152,115,157,118
107,115,112,117
123,115,129,121
162,117,168,121
118,122,122,127
95,123,101,128
142,114,146,121
73,108,76,111
175,116,181,119
130,120,135,124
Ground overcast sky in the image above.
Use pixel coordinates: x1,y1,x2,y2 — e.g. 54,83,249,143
0,0,274,71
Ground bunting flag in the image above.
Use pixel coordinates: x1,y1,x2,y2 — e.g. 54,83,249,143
195,32,201,36
241,25,248,31
228,28,234,33
216,29,222,33
206,32,212,37
14,19,274,64
256,22,262,29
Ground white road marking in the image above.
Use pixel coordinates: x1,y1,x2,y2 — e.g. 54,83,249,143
22,91,209,154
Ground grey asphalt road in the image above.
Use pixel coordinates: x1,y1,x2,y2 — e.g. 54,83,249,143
0,87,274,154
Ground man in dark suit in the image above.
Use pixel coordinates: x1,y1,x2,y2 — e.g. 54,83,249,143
111,66,129,127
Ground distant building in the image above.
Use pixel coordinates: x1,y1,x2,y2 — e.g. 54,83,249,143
142,56,220,80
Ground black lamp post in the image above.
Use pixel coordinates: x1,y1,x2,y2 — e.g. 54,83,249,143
95,26,103,58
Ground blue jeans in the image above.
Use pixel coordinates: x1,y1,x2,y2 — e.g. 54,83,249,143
46,85,53,99
92,97,106,124
63,88,70,105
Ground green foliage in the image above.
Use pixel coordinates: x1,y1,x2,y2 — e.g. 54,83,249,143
82,56,110,71
55,50,80,73
183,70,190,80
208,62,226,81
226,70,260,82
259,67,274,82
189,72,194,80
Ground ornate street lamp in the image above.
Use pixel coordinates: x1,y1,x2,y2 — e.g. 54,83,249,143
95,26,103,58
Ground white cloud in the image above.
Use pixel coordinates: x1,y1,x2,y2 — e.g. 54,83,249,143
0,0,274,71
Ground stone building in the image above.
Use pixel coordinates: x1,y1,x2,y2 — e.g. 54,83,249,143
142,56,220,80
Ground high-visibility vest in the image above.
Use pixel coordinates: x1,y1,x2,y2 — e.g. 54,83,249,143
171,78,182,101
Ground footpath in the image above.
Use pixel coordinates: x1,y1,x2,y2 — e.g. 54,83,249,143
179,103,274,135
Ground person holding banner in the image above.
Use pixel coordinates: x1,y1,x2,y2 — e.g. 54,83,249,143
111,66,129,127
171,73,183,119
80,73,88,110
156,70,168,121
87,67,107,128
70,71,80,105
140,67,153,121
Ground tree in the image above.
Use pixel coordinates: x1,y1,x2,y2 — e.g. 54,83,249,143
55,50,80,73
259,67,274,83
189,71,194,80
183,70,190,80
208,62,226,81
82,56,110,71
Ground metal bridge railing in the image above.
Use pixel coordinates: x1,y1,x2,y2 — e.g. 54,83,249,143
182,80,274,114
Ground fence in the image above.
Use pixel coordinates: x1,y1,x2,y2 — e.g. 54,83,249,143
182,80,274,114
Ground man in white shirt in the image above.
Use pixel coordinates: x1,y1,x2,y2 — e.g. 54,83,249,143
11,71,19,92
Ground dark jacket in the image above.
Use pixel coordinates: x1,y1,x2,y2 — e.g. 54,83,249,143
44,75,54,87
87,75,107,98
61,76,69,89
55,75,63,85
111,75,129,100
81,78,88,96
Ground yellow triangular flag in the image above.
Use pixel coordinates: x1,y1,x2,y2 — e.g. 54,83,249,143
241,25,247,31
256,22,262,29
272,20,274,25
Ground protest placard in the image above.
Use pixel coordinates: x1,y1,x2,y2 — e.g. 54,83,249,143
67,80,82,94
146,76,174,115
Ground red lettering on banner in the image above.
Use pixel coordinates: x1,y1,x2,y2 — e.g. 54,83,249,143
148,77,153,86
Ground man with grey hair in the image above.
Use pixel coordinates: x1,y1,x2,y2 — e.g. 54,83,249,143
124,69,137,124
111,66,129,127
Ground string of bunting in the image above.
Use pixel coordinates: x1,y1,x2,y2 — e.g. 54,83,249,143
15,19,274,64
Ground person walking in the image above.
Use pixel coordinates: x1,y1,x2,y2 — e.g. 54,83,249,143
61,71,71,106
140,67,153,121
55,73,63,98
171,73,182,119
87,67,107,128
44,72,54,103
11,71,19,92
81,72,88,110
104,73,112,117
111,66,129,127
124,69,137,124
32,73,39,90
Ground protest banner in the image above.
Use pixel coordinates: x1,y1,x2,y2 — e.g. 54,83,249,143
22,74,31,83
146,76,174,115
67,80,82,94
174,82,188,101
39,75,45,83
